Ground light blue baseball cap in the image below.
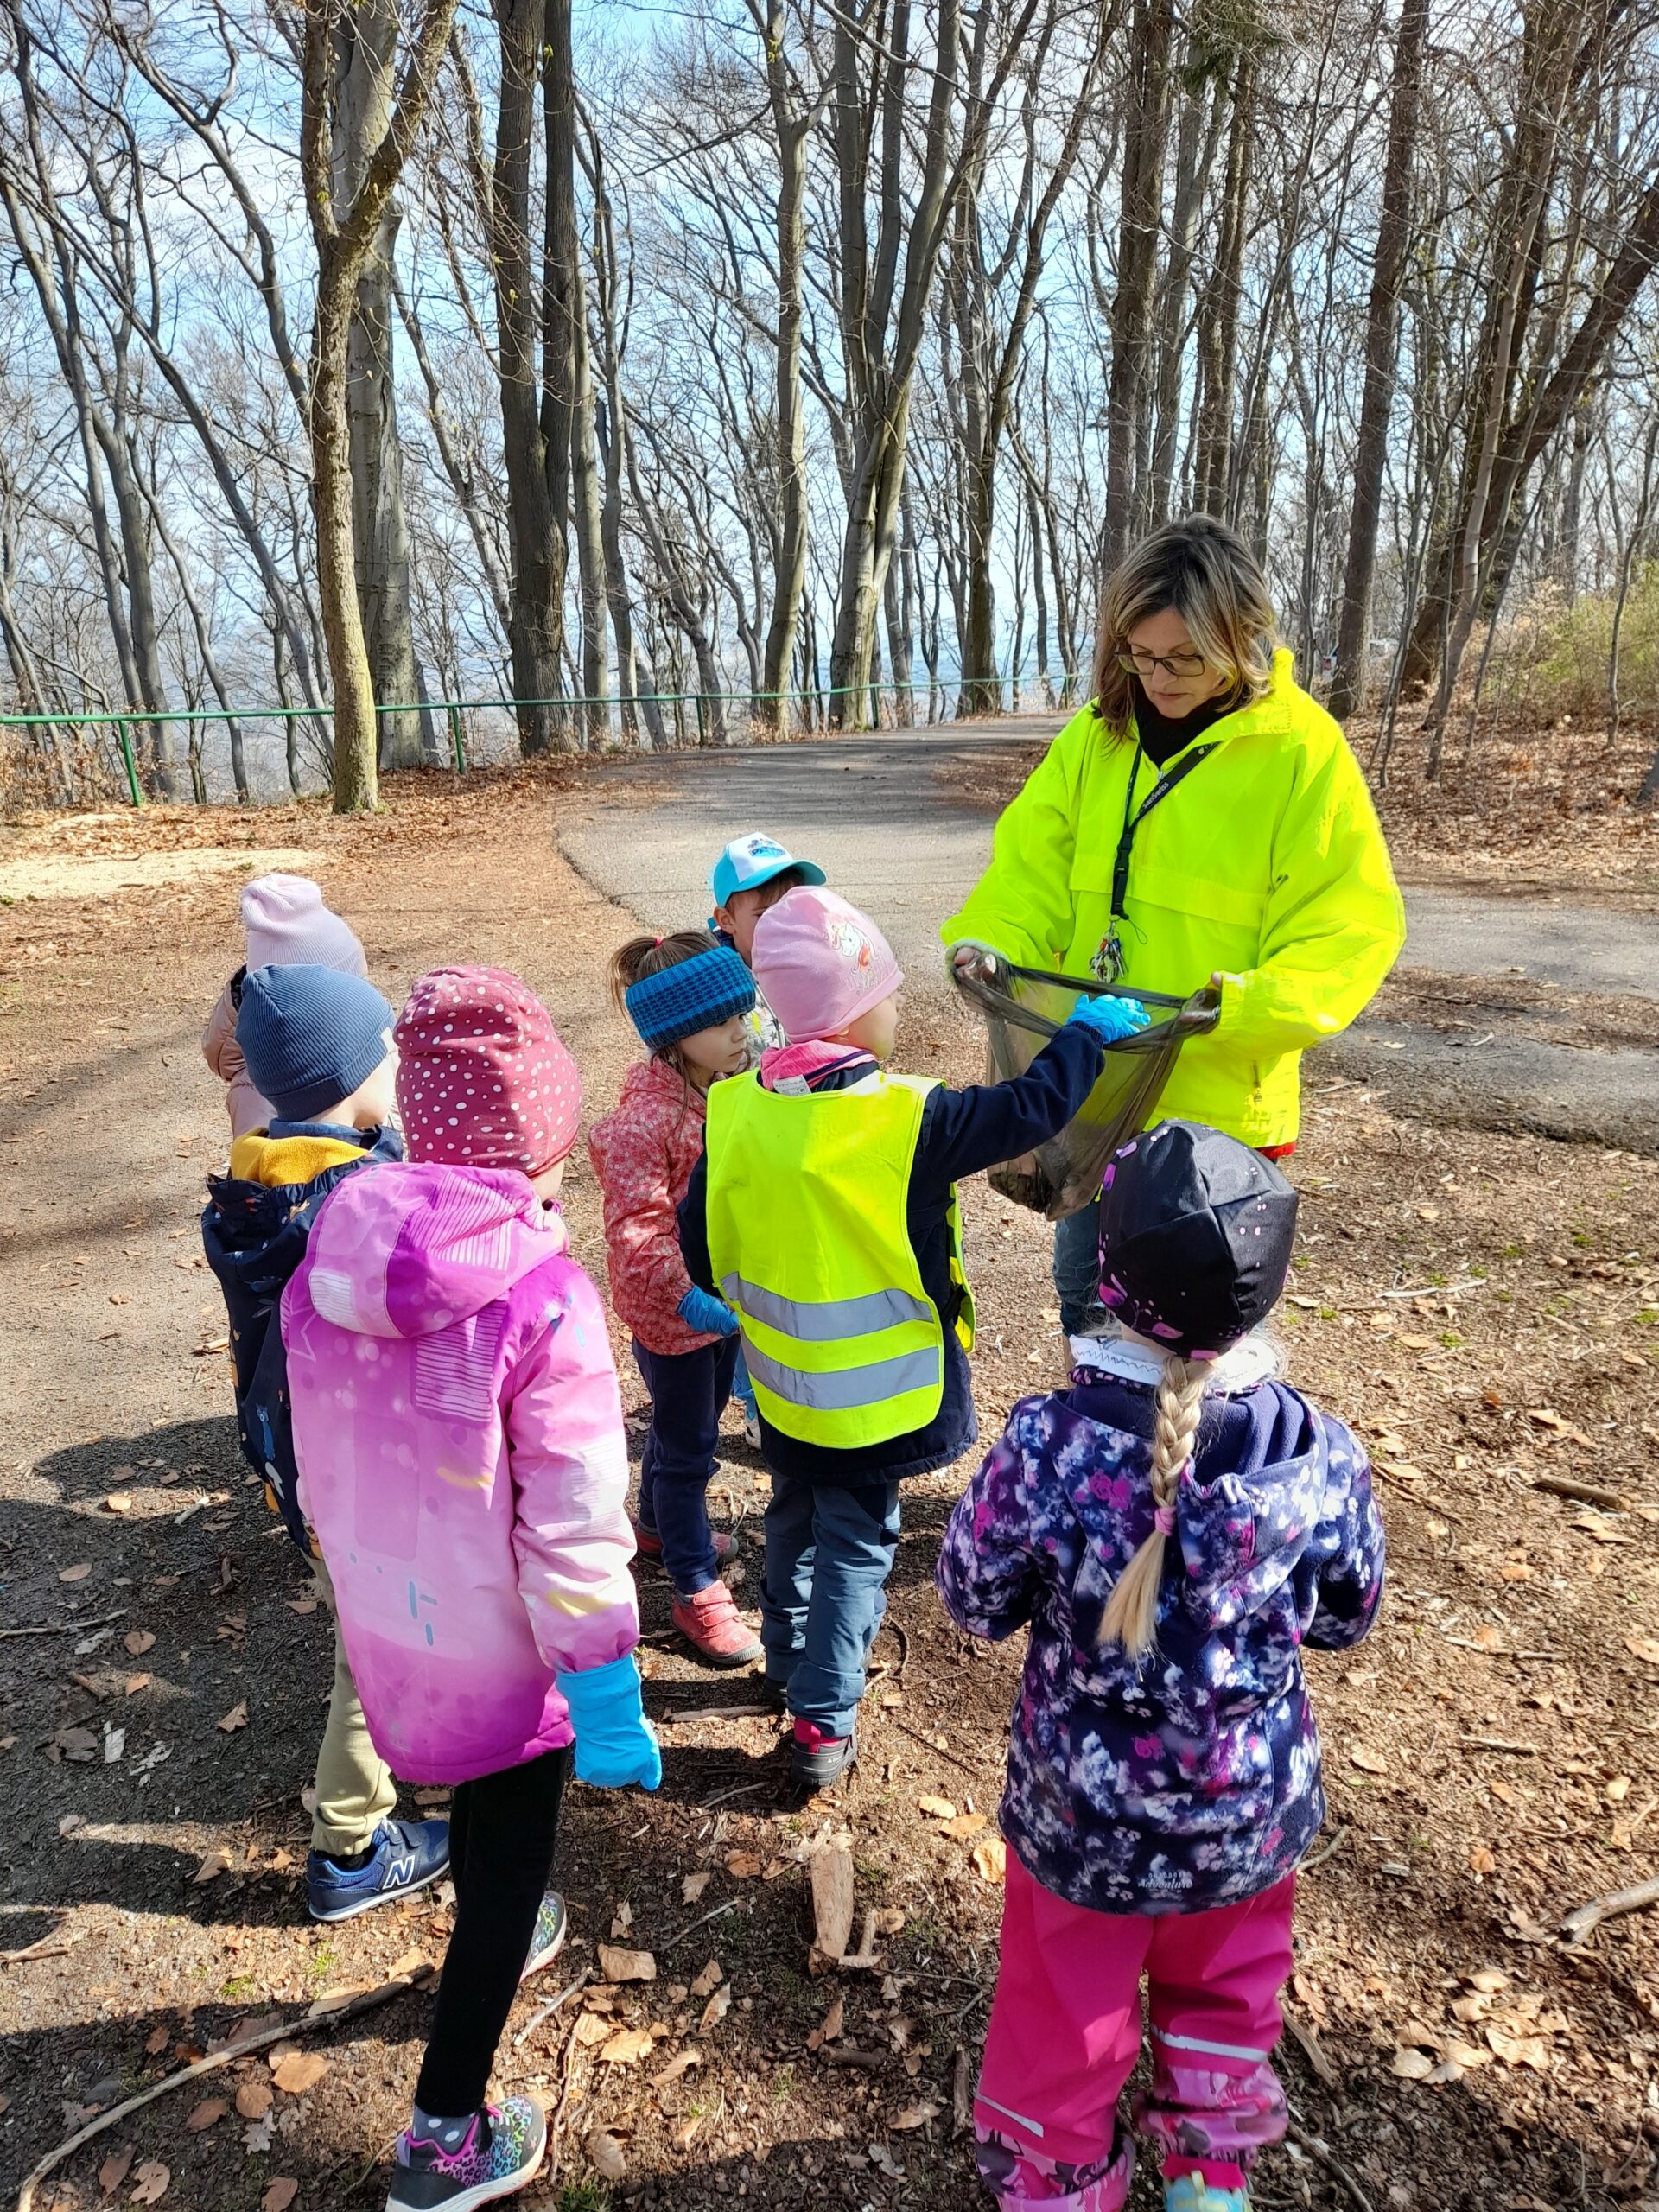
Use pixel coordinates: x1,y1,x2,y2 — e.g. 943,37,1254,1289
709,832,826,908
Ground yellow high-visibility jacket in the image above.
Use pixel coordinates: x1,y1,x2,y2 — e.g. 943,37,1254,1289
942,651,1405,1148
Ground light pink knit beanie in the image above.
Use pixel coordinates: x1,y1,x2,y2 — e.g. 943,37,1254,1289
752,887,903,1044
240,874,367,977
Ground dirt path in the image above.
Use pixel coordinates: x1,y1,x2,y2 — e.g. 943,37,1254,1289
560,728,1659,1149
3,773,1658,2212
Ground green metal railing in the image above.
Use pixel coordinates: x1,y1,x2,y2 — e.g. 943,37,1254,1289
0,673,1079,805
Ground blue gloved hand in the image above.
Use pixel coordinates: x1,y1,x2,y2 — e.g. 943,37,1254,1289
678,1285,740,1337
1065,994,1153,1046
556,1653,662,1790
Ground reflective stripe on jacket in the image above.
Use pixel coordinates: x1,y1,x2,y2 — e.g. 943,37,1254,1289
941,651,1405,1147
704,1069,974,1450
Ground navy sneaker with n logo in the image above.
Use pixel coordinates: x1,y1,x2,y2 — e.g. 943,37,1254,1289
307,1815,451,1923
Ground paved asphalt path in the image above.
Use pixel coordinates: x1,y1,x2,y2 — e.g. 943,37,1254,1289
559,726,1658,1149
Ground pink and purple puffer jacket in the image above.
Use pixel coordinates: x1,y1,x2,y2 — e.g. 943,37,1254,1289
280,1161,639,1785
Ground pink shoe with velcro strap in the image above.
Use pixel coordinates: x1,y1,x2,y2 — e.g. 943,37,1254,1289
671,1582,763,1667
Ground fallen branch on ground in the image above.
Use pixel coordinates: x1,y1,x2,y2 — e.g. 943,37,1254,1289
512,1966,591,2051
1461,1735,1538,1756
885,1713,982,1774
1287,2122,1374,2212
1561,1874,1659,1950
16,1964,433,2212
0,1930,83,1965
1300,1824,1348,1873
0,1610,127,1640
660,1897,741,1953
951,2046,971,2137
1531,1473,1624,1510
663,1705,778,1726
546,1997,590,2181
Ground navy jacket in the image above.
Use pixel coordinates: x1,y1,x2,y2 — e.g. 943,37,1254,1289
678,1025,1104,1485
201,1119,402,1551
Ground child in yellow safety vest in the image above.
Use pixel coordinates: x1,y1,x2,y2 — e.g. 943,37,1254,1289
678,887,1149,1789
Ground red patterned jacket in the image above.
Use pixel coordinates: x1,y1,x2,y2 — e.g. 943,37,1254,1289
588,1056,721,1356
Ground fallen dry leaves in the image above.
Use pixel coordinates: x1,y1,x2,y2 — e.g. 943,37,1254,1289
586,2131,626,2182
598,2025,656,2066
261,2183,298,2212
217,1700,248,1732
597,1943,657,1983
98,2143,134,2194
270,2050,327,2095
183,2096,227,2132
970,1837,1007,1883
689,1958,722,1999
129,2162,168,2205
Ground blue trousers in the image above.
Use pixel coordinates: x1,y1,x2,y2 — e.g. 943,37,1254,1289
1052,1197,1104,1338
632,1336,737,1595
760,1470,901,1738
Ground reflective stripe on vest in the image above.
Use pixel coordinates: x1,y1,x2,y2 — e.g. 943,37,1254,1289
703,1069,973,1450
718,1274,932,1342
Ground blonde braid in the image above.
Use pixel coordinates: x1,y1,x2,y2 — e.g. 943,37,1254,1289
1097,1355,1208,1657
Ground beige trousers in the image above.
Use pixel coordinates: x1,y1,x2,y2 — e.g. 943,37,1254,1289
309,1558,397,1857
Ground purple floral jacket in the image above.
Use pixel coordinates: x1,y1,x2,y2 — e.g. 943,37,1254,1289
937,1368,1384,1916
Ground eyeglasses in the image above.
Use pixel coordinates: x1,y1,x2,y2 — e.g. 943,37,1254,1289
1117,648,1208,680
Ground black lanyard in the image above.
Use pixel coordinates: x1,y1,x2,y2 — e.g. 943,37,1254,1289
1096,739,1219,979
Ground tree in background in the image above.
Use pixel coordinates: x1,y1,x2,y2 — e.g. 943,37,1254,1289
299,0,456,810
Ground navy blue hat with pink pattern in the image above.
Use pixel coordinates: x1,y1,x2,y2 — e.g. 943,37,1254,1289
1096,1119,1298,1359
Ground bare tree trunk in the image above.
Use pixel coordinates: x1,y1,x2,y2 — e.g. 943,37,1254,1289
540,0,579,743
301,0,458,812
570,257,608,745
1102,0,1172,569
1329,0,1428,721
756,0,816,729
1192,44,1255,516
333,0,423,769
490,0,562,753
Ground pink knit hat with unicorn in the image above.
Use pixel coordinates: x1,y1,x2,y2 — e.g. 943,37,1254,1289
752,888,903,1044
395,965,582,1176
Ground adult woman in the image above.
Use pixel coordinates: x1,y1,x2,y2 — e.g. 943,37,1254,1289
944,515,1404,1336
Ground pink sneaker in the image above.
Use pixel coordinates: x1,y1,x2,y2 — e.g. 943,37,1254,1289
631,1518,736,1566
671,1583,763,1667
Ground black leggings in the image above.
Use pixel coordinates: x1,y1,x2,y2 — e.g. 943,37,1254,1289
414,1746,570,2116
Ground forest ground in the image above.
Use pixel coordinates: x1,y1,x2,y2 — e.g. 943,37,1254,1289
1,734,1657,2212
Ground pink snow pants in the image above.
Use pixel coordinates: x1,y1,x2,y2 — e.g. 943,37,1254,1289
974,1851,1294,2210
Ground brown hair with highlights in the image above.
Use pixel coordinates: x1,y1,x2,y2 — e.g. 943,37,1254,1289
1090,515,1278,742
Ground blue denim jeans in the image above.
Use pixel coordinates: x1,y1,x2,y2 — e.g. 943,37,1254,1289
1052,1196,1104,1338
760,1471,901,1738
632,1335,738,1595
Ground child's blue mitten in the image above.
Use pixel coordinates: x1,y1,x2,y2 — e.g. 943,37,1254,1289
677,1285,740,1337
1065,995,1153,1046
556,1653,663,1789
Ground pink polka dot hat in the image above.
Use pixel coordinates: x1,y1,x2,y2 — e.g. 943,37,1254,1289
394,964,582,1177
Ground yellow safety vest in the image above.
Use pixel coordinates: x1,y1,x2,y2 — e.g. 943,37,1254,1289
704,1070,975,1450
942,650,1405,1147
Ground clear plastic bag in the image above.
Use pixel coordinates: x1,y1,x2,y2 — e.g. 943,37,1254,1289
953,959,1220,1219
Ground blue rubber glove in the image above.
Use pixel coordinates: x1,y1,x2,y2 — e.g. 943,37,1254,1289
1065,994,1153,1046
556,1653,662,1790
677,1285,740,1337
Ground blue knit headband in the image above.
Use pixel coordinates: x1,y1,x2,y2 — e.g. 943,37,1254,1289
624,944,755,1051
